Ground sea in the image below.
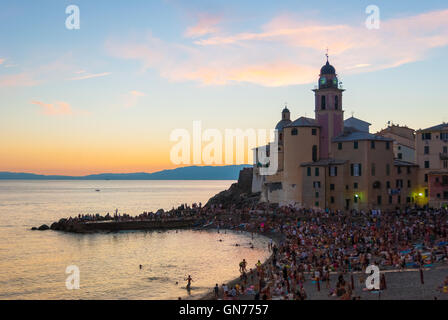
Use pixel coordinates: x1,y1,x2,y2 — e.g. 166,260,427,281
0,180,271,300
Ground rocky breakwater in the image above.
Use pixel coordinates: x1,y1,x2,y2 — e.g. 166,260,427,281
32,217,204,234
206,167,261,209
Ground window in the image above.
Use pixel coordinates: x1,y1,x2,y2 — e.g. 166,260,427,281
386,142,390,150
444,191,448,200
354,182,358,189
335,96,339,110
321,96,326,110
329,166,338,177
315,192,319,198
422,133,432,140
371,163,376,176
386,181,391,189
443,175,448,185
377,196,382,205
315,168,320,177
398,153,403,159
315,202,319,207
424,146,430,154
312,128,317,136
354,141,359,149
389,196,393,204
307,167,311,177
351,164,362,176
398,196,401,204
407,180,411,188
338,143,342,150
330,196,335,204
406,197,411,203
354,195,358,203
425,174,428,182
444,160,448,169
312,145,318,162
386,164,390,176
396,180,403,188
441,133,448,141
424,161,430,169
371,141,375,149
407,167,411,174
292,128,298,136
397,166,402,174
444,146,448,153
330,184,335,191
425,189,428,197
313,181,321,189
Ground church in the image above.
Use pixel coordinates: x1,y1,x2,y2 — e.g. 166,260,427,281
252,58,424,211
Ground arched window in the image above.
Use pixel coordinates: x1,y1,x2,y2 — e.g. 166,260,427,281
335,96,339,110
321,96,326,110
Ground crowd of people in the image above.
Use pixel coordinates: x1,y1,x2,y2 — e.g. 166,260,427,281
206,205,448,300
67,201,448,300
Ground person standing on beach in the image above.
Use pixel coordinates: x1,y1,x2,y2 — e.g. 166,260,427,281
214,283,219,299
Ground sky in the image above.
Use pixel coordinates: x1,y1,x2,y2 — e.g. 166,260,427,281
1,0,448,175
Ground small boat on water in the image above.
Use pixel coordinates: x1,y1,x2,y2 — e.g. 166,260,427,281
95,189,101,192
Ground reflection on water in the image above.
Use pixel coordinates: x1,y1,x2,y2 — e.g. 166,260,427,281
0,180,270,300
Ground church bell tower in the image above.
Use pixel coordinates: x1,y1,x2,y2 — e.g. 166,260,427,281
313,55,344,159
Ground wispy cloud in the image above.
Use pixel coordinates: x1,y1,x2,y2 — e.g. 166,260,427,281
68,72,112,81
31,100,73,116
107,9,448,87
31,100,90,116
184,13,221,38
0,58,5,65
0,73,39,87
124,90,146,108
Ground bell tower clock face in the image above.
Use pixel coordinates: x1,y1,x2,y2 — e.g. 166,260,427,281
333,78,338,86
320,77,327,85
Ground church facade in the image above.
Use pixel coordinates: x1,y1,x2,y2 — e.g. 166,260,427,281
251,58,446,211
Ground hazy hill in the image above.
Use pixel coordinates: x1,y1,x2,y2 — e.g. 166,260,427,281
0,165,251,180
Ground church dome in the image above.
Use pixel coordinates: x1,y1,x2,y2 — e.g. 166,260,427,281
275,119,292,131
320,60,336,75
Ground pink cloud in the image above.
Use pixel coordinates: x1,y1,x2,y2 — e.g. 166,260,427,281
31,100,73,116
0,73,39,87
0,58,4,65
184,14,221,38
107,9,448,87
68,72,112,81
123,90,146,108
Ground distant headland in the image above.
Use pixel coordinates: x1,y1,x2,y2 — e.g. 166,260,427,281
0,165,251,181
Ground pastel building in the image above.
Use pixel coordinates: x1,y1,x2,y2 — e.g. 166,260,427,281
253,58,422,211
415,123,448,208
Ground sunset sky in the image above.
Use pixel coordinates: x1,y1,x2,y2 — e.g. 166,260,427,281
1,0,448,175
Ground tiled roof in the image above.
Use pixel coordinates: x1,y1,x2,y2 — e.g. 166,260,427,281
333,127,393,142
419,123,448,132
394,160,418,167
285,117,319,128
301,159,347,167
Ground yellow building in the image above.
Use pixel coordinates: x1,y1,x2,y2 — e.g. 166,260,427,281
253,59,422,211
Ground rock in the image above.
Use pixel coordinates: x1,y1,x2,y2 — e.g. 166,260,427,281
31,227,38,230
50,222,60,230
38,224,50,231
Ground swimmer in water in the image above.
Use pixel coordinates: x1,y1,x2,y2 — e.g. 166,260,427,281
185,275,193,291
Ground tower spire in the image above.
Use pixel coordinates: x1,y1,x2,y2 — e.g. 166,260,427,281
326,47,329,62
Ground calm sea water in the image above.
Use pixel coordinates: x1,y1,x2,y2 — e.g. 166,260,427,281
0,180,271,300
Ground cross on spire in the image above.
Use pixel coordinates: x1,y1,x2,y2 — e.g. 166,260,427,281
325,47,329,62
